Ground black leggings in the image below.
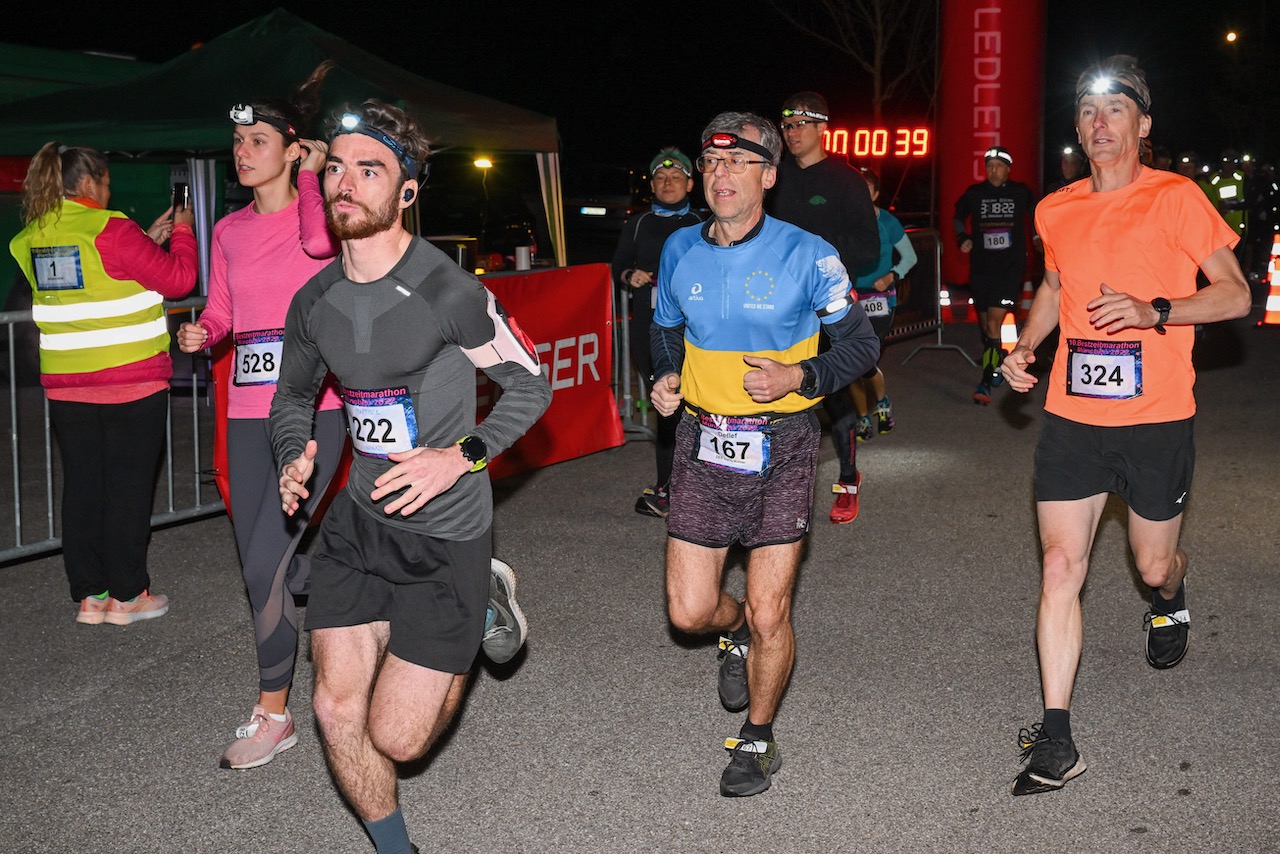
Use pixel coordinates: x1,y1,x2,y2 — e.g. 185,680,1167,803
227,410,345,693
49,391,168,602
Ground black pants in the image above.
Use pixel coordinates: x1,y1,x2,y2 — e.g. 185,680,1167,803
49,390,168,602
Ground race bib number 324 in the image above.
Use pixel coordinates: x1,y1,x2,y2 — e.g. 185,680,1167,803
1066,339,1142,399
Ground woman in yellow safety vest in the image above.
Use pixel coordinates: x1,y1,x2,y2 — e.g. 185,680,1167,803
9,143,197,626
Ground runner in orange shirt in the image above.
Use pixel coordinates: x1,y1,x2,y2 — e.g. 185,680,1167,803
1001,54,1251,796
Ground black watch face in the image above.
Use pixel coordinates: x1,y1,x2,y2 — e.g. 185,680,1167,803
462,436,487,462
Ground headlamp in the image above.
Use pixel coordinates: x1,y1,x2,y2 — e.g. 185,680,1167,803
229,104,298,139
655,158,691,177
702,132,774,162
984,147,1013,166
331,112,422,179
1081,76,1149,113
780,107,829,122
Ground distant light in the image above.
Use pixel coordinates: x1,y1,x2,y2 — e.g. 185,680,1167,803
579,206,606,217
1226,31,1238,43
474,158,493,169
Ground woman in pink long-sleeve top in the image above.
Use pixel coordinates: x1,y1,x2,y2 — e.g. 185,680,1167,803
177,69,343,770
9,142,197,627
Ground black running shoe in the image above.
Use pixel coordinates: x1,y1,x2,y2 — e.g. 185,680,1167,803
719,736,782,797
1145,603,1190,669
1011,723,1086,796
717,635,749,712
634,485,669,518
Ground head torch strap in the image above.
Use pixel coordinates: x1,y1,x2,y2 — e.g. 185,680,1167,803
702,133,774,162
781,107,829,122
1080,79,1149,114
332,115,419,178
229,104,298,139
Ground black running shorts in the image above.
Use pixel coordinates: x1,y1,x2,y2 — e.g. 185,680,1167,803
667,408,820,549
305,492,491,673
1034,412,1195,522
970,269,1022,313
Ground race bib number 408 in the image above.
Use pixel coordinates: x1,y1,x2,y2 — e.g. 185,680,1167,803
341,387,419,459
1066,339,1143,399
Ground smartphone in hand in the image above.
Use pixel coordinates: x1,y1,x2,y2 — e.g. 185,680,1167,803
171,182,189,219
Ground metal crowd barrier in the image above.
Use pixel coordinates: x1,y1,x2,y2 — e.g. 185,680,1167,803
0,296,224,566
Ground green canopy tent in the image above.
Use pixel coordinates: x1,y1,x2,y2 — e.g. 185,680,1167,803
0,8,566,271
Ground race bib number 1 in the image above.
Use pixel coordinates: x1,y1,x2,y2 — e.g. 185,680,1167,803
1066,339,1142,399
695,413,770,474
30,246,85,291
341,387,419,459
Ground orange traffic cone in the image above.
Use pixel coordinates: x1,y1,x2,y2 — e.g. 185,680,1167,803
1001,311,1018,353
1259,233,1280,327
1017,279,1035,322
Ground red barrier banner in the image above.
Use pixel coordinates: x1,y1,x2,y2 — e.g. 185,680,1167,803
211,261,623,514
480,262,624,479
937,0,1046,287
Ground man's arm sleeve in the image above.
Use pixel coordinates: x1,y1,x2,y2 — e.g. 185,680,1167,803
801,305,879,397
269,290,331,470
650,321,685,380
839,178,882,274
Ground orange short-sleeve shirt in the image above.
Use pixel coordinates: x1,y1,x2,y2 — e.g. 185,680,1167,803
1035,167,1238,427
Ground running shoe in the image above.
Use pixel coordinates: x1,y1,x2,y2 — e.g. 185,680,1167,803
873,397,895,434
829,474,861,524
854,415,875,443
634,484,669,518
717,634,749,712
1145,600,1190,670
1011,723,1086,796
76,594,109,625
482,558,528,664
219,705,299,770
720,736,782,797
103,590,169,625
972,381,992,406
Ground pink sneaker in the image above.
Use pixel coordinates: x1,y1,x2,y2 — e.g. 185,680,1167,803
76,595,109,625
220,706,298,770
103,590,169,625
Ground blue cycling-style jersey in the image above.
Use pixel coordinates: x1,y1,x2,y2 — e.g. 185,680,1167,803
653,215,853,416
854,208,908,308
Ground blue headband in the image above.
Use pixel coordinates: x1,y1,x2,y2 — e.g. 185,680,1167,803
331,113,421,178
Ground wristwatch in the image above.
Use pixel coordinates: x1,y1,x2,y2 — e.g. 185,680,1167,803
456,435,488,472
1151,297,1171,335
798,361,819,397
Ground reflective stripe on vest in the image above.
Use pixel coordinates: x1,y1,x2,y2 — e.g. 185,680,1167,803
31,289,163,324
40,316,170,351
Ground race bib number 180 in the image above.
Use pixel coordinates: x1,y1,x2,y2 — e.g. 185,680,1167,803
983,229,1012,251
1066,339,1143,399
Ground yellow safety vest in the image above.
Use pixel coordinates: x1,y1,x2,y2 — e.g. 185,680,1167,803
9,201,170,376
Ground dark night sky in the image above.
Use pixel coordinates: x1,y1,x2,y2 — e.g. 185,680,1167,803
9,1,1276,185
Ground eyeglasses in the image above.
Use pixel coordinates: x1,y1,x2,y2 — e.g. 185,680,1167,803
695,155,770,174
779,120,820,132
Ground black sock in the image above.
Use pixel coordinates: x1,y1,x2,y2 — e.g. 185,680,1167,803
740,720,774,742
730,619,751,645
1042,708,1071,742
1153,581,1186,614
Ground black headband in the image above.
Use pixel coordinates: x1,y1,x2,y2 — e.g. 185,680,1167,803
702,132,774,162
1077,77,1150,114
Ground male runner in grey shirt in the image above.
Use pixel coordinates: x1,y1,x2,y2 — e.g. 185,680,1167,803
269,99,550,854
